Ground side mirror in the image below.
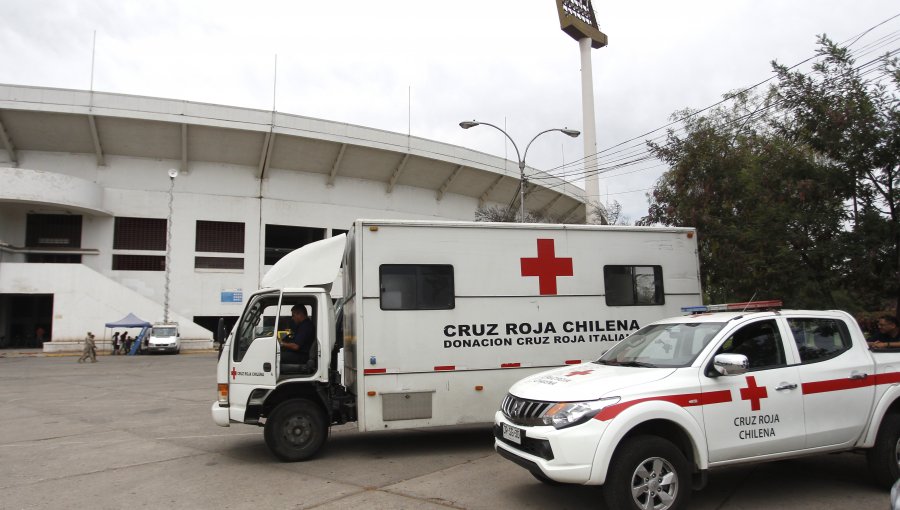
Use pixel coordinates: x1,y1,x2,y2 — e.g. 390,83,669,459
713,353,749,376
217,318,226,344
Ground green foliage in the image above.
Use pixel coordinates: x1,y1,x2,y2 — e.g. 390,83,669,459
642,37,899,313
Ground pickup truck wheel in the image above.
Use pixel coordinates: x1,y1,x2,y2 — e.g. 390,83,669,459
603,435,691,510
264,399,327,462
867,412,900,488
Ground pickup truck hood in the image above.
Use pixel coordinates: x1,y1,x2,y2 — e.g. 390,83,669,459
509,363,676,402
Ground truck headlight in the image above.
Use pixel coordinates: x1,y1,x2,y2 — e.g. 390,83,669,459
542,397,620,429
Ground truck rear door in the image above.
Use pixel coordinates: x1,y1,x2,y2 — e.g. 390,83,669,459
783,315,876,448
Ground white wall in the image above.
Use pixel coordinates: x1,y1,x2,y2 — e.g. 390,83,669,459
0,151,500,350
0,262,212,351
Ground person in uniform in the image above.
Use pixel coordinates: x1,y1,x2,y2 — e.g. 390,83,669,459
78,332,97,363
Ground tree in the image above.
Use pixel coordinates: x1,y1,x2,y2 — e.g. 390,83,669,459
641,91,846,307
474,202,581,224
591,200,629,225
643,37,899,314
772,36,900,316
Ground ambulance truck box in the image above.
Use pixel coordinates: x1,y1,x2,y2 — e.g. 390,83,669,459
494,305,900,510
212,219,702,461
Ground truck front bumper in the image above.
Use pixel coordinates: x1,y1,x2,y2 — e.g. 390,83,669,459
493,412,603,485
211,402,230,427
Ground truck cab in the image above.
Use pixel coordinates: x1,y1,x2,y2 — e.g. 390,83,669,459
212,234,352,461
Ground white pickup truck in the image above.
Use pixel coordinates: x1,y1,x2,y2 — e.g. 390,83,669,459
494,305,900,510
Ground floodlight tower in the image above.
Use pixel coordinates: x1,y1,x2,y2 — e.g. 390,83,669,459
556,0,607,223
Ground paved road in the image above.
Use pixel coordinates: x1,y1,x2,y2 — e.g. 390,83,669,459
0,353,890,509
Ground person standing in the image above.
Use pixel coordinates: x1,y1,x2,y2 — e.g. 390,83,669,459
112,332,120,355
123,332,132,354
78,332,97,363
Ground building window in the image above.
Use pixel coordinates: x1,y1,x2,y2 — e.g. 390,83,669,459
113,255,166,271
25,214,82,264
379,265,454,310
114,217,166,250
604,265,664,306
332,229,348,237
264,224,326,265
26,254,81,264
196,220,245,253
195,256,244,270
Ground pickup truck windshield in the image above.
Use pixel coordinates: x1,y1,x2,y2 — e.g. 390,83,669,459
597,322,725,368
152,327,176,336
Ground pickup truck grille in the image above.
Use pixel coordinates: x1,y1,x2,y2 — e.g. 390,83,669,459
501,394,552,426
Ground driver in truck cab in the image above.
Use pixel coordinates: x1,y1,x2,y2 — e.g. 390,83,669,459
280,304,316,373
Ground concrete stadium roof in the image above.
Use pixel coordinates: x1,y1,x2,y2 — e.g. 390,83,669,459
0,84,587,222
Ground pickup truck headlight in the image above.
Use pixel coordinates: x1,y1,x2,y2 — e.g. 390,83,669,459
542,397,620,429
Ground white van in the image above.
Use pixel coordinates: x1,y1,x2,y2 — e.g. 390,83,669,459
147,323,180,354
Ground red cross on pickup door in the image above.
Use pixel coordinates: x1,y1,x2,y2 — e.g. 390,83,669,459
520,239,573,295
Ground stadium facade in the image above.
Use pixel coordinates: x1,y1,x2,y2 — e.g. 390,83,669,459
0,84,586,352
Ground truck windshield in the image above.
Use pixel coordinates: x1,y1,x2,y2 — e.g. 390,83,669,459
596,322,725,368
152,327,176,336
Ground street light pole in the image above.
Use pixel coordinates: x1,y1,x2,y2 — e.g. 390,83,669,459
460,121,580,222
164,168,178,323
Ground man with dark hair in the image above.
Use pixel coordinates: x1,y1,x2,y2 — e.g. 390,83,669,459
280,304,316,371
868,315,900,349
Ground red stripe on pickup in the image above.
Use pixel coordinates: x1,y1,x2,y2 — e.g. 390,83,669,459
565,360,581,365
501,363,521,368
802,377,873,395
363,368,387,375
434,365,455,371
875,372,900,385
595,390,733,422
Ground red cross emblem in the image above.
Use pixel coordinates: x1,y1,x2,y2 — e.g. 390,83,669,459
520,239,573,295
739,375,768,411
231,367,237,380
566,370,593,376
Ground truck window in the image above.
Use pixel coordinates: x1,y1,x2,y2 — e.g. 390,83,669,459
715,319,785,370
788,318,852,363
233,293,280,362
604,265,664,306
379,264,454,310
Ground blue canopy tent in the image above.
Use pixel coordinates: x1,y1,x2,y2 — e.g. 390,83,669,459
105,313,152,355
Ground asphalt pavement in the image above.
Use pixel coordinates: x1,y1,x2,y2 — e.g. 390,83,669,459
0,352,890,509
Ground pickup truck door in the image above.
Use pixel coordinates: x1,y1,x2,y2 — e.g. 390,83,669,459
700,318,806,464
783,316,876,448
228,290,280,422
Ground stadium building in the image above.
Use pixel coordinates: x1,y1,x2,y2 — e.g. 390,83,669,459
0,84,586,352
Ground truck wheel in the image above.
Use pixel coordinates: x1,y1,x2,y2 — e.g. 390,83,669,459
603,435,691,510
264,399,327,462
867,412,900,488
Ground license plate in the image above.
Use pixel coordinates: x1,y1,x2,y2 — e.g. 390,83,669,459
502,423,522,444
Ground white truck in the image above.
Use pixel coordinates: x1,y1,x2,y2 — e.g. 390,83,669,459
494,303,900,510
212,219,702,461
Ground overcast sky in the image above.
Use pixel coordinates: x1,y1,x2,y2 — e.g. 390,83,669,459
1,1,897,222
